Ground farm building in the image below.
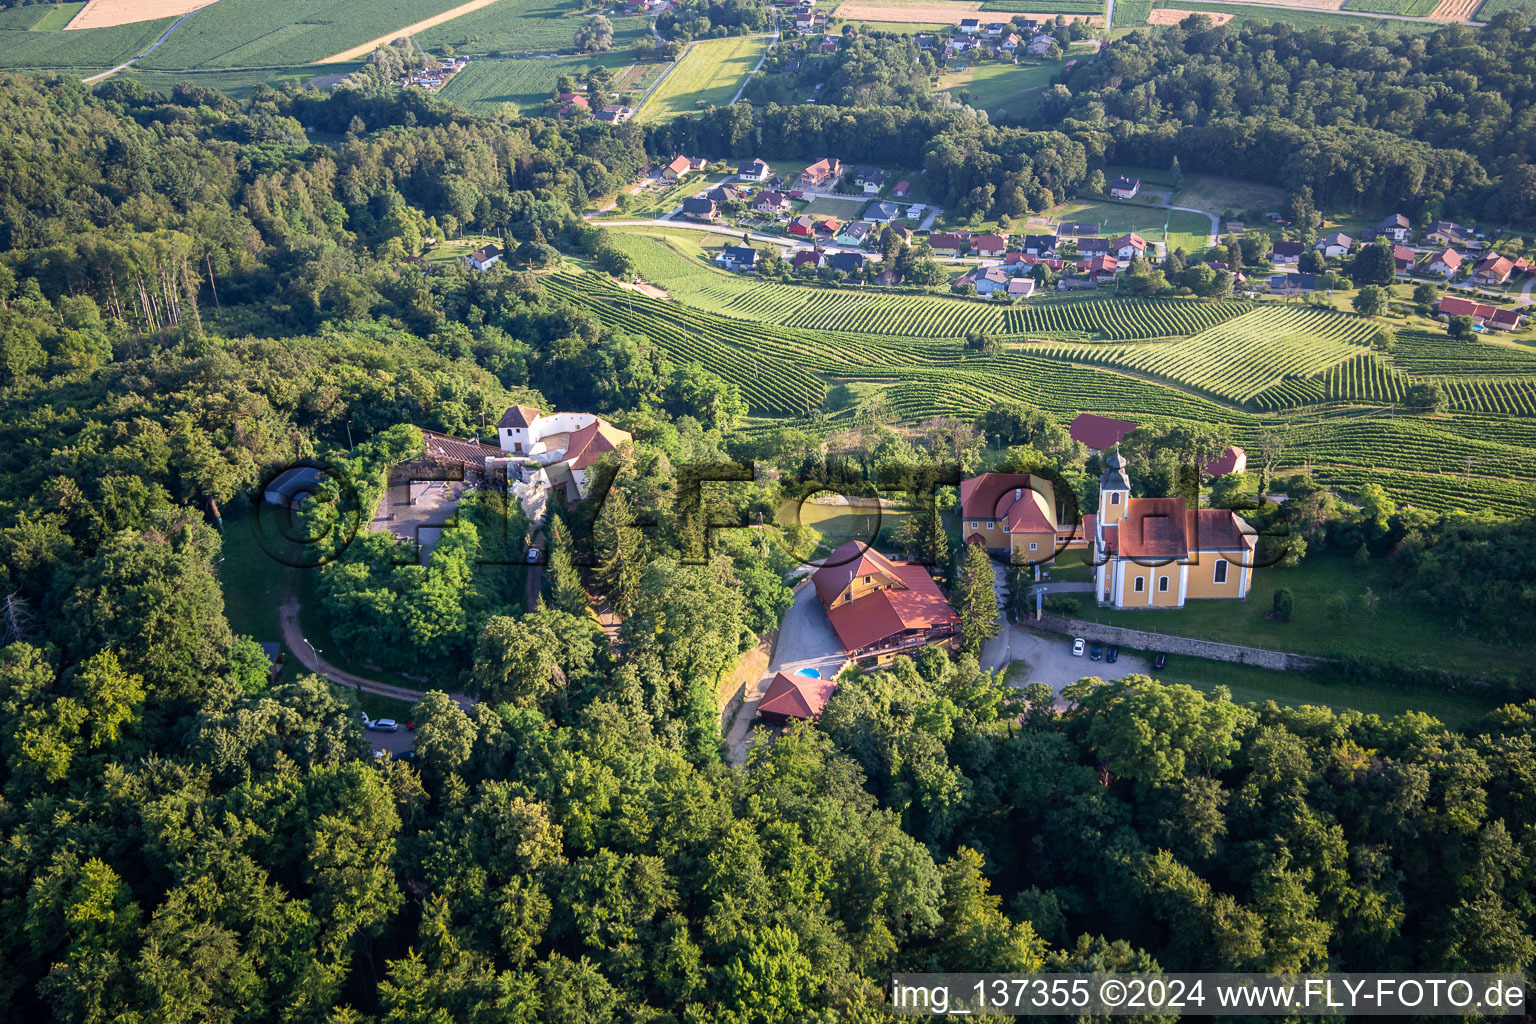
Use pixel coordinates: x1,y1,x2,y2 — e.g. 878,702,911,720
812,541,959,666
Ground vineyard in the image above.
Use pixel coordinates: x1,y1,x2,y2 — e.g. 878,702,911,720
1031,306,1380,404
564,240,1536,516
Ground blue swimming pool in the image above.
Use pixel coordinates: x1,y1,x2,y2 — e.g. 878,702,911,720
794,667,822,678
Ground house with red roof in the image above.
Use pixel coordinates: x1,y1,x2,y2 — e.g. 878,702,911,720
958,473,1086,563
799,157,842,188
928,232,966,256
1473,253,1516,286
1436,295,1496,324
1090,451,1257,608
1426,247,1463,277
970,233,1008,258
1392,244,1416,274
788,215,815,237
494,405,632,501
812,541,959,665
661,155,696,180
757,671,840,723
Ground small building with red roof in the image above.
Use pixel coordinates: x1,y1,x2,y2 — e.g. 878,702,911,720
958,472,1083,563
757,671,839,723
1070,412,1139,449
812,541,959,665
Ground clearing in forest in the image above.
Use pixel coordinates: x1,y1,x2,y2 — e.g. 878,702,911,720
318,0,507,62
65,0,215,30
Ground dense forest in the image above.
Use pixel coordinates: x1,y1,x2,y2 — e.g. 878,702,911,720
1063,11,1536,223
0,56,1533,1020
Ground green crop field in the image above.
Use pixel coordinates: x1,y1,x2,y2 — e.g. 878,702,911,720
1036,306,1379,403
0,8,171,70
137,0,467,70
29,3,86,31
939,61,1059,117
980,0,1104,12
1340,0,1438,13
1047,200,1215,253
591,226,1536,516
1475,0,1535,17
636,34,765,122
1142,0,1440,30
412,1,650,57
438,53,635,113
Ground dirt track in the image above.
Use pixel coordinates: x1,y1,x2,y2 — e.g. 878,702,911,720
317,0,507,63
1147,7,1236,23
66,0,216,30
838,1,1104,25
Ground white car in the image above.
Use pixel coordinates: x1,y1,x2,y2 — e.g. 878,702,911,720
370,718,400,732
526,547,541,564
1072,637,1086,657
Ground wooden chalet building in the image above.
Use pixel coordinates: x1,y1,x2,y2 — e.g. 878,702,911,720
812,541,959,666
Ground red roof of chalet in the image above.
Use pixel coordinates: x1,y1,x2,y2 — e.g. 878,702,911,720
812,541,958,652
758,671,839,720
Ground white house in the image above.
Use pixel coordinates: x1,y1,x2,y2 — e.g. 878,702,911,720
1426,247,1462,278
1315,233,1353,257
495,406,633,502
1112,232,1148,260
959,17,980,34
467,243,502,270
737,158,769,182
1108,175,1139,199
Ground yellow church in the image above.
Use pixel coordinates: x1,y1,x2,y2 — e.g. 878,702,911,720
1086,450,1258,609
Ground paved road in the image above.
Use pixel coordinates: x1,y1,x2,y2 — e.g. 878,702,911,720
731,29,778,106
82,8,204,84
723,581,846,764
279,597,476,709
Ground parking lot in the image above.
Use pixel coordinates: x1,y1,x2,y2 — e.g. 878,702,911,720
983,622,1152,694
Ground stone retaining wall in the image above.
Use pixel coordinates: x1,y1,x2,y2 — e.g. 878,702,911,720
1032,614,1328,672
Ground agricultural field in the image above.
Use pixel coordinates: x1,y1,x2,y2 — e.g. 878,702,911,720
136,0,467,70
122,63,359,98
979,0,1105,11
1140,0,1442,29
438,53,635,113
1035,306,1380,403
802,195,871,219
1041,200,1215,253
636,35,765,122
0,5,171,69
32,3,87,31
939,60,1059,117
1474,0,1534,17
1171,174,1286,217
412,1,650,57
1340,0,1437,13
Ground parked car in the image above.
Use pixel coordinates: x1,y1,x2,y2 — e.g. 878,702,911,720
1072,637,1086,657
1106,645,1119,664
1089,642,1102,661
526,547,541,564
370,718,400,732
1153,652,1167,671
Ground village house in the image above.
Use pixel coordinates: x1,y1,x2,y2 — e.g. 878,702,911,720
1473,252,1517,286
466,243,502,271
1392,244,1416,274
1373,213,1412,242
799,157,842,188
959,17,980,33
893,180,912,198
960,472,1076,564
791,250,825,271
1007,277,1036,298
928,232,966,256
788,214,816,237
680,197,717,221
985,21,1005,36
1315,233,1354,257
836,220,873,246
970,233,1008,258
1426,221,1473,247
1437,295,1526,330
715,245,758,272
830,251,865,274
1270,240,1304,265
1427,247,1463,277
1089,452,1258,609
1075,236,1114,256
852,166,886,194
737,158,770,182
866,201,901,222
757,671,839,724
495,406,633,502
1112,232,1148,260
661,155,696,180
814,217,842,237
1021,235,1058,257
1027,34,1055,55
1087,254,1120,281
704,185,742,205
886,223,913,244
963,266,1012,295
1108,175,1139,199
812,541,960,666
1269,272,1320,293
999,32,1021,52
754,190,790,214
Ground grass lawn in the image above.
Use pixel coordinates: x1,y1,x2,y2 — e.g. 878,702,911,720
637,35,765,122
423,233,502,264
804,195,872,219
219,512,291,643
1046,199,1215,253
1172,174,1286,218
1149,656,1507,730
939,60,1058,118
1063,551,1536,677
30,3,85,31
437,52,635,113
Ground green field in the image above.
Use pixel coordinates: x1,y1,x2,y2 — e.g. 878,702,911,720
414,0,649,55
1046,200,1215,253
1141,0,1441,30
29,3,86,31
939,61,1059,117
1065,552,1536,677
636,34,766,122
138,0,468,70
572,226,1536,517
0,8,171,70
1474,0,1535,17
438,53,635,113
1340,0,1438,13
980,0,1105,11
121,62,362,99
